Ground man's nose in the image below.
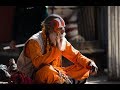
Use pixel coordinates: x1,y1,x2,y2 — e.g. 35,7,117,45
61,29,65,34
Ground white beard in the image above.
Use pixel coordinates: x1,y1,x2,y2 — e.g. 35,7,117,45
57,36,66,51
49,32,66,51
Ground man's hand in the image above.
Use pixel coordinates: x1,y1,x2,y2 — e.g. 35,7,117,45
87,60,98,75
56,32,62,50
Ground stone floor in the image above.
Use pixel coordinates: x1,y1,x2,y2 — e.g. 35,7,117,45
86,72,120,84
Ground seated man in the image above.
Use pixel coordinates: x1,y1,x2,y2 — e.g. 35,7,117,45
17,14,98,84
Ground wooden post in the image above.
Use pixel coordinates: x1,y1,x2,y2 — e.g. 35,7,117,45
108,6,120,80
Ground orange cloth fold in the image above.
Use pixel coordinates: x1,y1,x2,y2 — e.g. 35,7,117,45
24,38,91,84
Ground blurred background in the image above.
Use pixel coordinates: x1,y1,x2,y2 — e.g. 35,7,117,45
0,6,120,83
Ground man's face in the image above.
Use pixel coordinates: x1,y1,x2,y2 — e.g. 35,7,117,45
48,18,66,48
49,26,66,47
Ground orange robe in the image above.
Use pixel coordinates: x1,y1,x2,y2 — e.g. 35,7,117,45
24,38,91,84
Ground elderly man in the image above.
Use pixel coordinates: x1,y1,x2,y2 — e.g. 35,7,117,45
17,14,98,84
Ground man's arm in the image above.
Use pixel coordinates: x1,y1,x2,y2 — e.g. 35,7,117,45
24,39,62,68
62,40,98,74
62,41,91,67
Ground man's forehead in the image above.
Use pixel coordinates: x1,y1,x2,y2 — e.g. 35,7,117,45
50,18,65,28
55,18,65,27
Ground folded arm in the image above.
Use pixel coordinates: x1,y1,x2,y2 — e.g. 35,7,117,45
24,39,61,68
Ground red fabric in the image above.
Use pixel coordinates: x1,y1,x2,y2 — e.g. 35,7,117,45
10,71,33,84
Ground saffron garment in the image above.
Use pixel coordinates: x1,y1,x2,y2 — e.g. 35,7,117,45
24,33,91,84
